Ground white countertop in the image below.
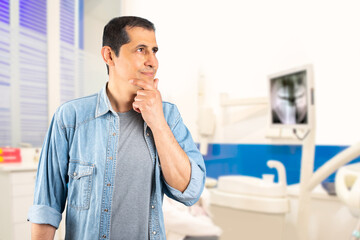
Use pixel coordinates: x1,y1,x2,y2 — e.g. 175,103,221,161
0,148,40,172
0,163,38,172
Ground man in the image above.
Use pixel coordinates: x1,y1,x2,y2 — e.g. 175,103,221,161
28,16,206,240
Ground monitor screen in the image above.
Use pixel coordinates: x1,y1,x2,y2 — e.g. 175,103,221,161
270,70,308,125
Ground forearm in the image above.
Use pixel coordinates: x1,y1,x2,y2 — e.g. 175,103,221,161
31,223,56,240
151,122,191,192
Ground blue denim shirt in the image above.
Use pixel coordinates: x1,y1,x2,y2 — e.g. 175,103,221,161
28,84,206,240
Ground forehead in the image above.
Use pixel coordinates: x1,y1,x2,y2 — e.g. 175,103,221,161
125,26,157,46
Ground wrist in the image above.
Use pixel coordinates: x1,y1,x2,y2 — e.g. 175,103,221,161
150,119,169,135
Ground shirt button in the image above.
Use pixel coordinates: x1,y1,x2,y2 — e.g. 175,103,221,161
109,156,112,160
73,172,77,176
113,133,116,136
107,183,111,186
153,231,156,235
102,235,106,238
104,209,108,212
151,205,155,209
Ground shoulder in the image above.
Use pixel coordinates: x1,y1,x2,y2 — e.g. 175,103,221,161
56,93,98,128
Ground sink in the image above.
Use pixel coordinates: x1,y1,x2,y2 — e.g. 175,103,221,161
216,160,287,198
217,175,286,198
210,160,289,214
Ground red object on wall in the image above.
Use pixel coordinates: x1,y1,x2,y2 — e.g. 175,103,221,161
0,148,21,163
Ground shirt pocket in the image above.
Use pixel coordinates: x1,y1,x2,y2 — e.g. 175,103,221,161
67,160,95,210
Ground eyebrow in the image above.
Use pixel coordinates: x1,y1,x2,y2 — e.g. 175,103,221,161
135,44,158,52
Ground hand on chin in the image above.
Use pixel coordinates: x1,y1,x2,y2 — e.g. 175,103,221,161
129,76,154,90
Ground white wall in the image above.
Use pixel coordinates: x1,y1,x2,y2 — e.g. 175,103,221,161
82,0,122,96
121,0,360,145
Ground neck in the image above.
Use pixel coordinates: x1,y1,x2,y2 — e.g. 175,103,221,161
107,77,136,113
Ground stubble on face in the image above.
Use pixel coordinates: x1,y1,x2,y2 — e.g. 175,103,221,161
111,27,158,94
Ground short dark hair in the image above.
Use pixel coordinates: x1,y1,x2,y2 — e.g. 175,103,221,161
102,16,155,74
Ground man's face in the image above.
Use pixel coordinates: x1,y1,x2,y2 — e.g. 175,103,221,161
111,27,158,90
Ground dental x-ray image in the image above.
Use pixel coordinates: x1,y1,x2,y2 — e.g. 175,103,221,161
270,71,308,125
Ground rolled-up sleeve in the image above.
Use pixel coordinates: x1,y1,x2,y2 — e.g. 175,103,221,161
163,106,206,206
27,110,69,229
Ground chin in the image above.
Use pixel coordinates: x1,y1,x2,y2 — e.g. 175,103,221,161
139,74,155,82
146,76,155,81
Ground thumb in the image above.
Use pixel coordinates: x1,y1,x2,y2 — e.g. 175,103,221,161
154,78,159,89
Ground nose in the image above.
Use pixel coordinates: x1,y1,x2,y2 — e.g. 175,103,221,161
145,53,158,70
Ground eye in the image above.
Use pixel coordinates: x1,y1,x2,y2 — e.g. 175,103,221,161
137,47,145,53
152,47,158,54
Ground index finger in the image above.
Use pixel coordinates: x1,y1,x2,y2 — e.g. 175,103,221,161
129,79,155,90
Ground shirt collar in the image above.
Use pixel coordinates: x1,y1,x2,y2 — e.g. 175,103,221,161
95,82,115,118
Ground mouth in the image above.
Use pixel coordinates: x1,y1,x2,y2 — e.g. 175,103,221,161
141,71,155,78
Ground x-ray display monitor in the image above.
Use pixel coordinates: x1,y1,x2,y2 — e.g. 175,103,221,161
270,70,308,126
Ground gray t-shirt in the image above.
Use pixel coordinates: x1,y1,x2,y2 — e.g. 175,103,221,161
110,109,154,239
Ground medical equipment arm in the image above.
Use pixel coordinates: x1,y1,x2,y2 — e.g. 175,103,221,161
307,141,360,192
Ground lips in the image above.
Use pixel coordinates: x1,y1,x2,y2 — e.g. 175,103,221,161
141,71,155,77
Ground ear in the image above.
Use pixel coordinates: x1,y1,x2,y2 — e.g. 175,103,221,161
101,46,114,67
